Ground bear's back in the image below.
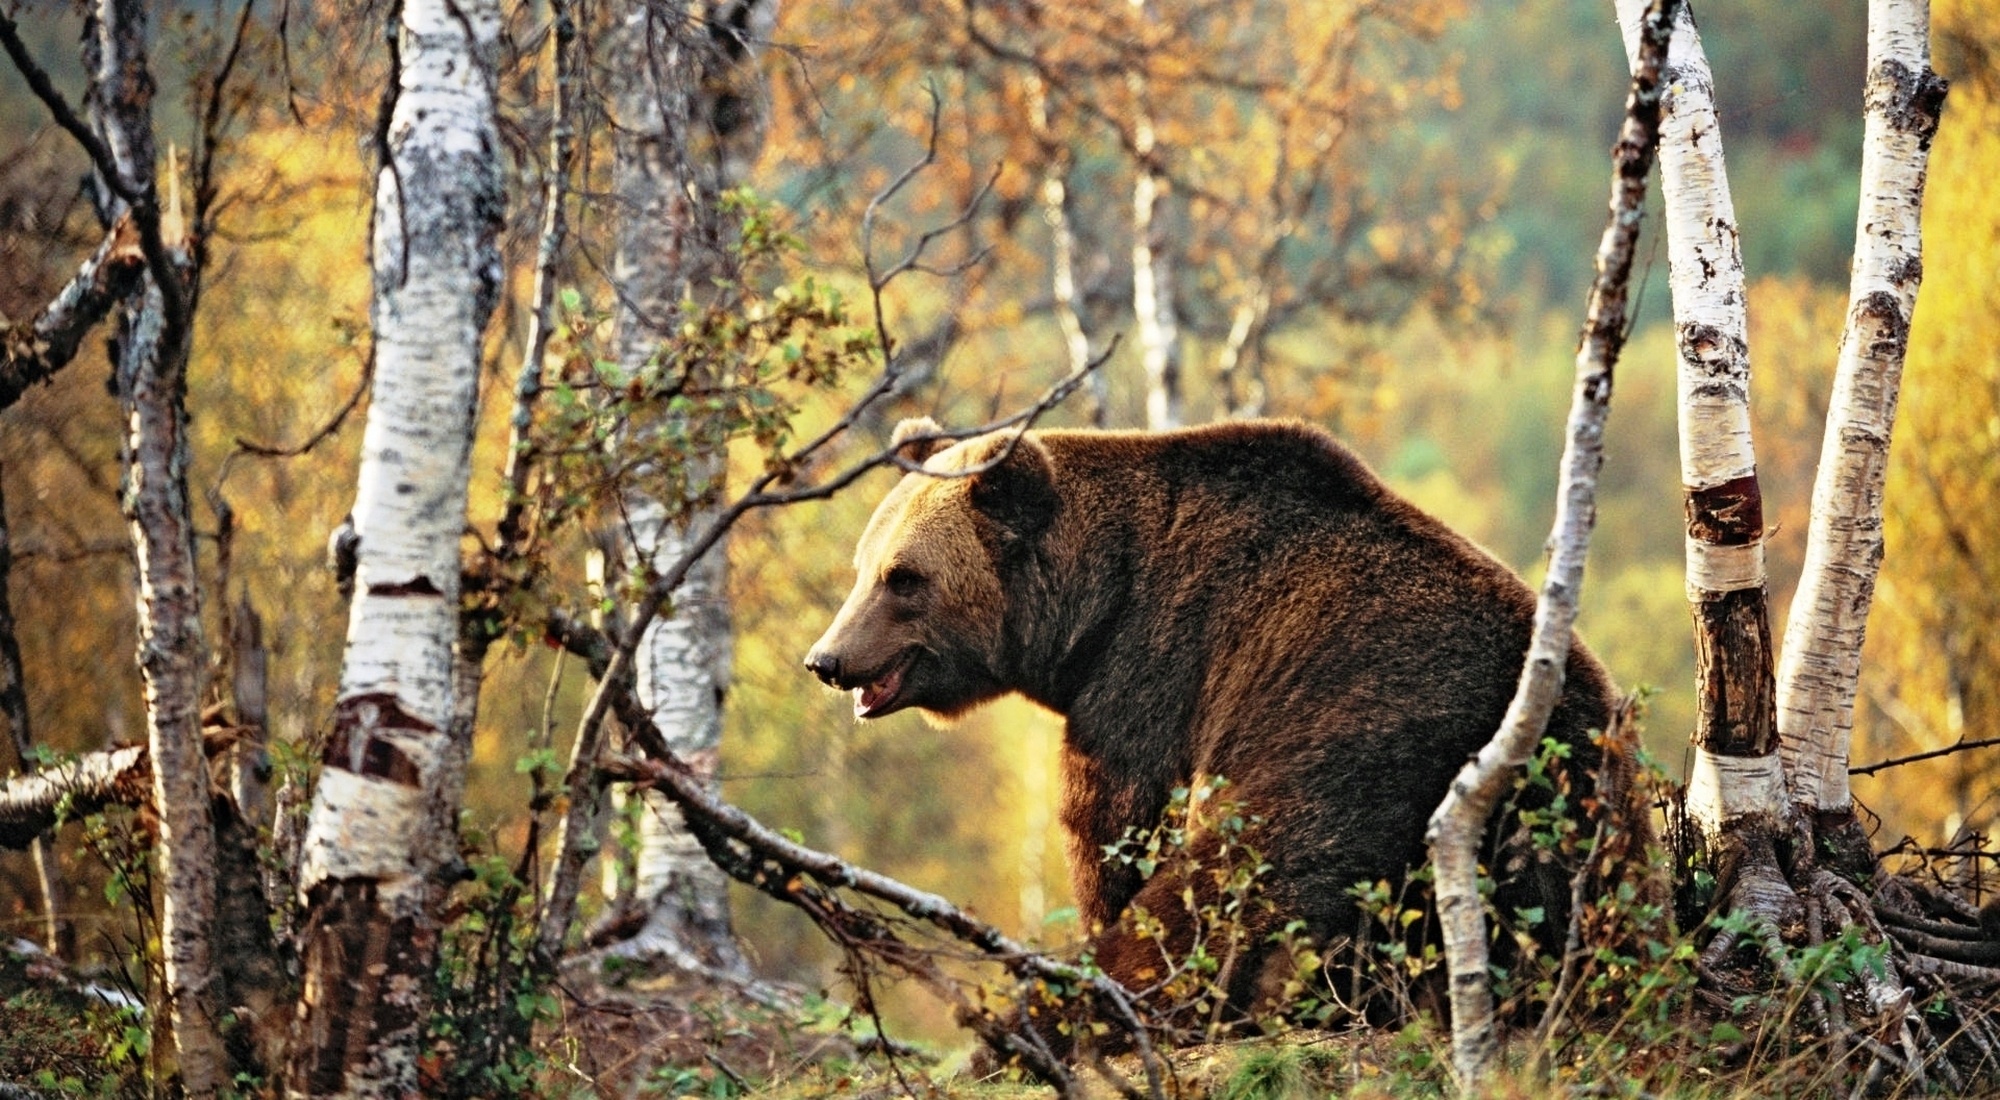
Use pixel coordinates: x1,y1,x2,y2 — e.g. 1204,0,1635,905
1036,419,1616,913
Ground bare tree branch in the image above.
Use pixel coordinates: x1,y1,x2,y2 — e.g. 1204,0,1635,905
0,7,189,332
190,0,259,241
227,354,373,459
0,217,147,410
1850,737,2000,778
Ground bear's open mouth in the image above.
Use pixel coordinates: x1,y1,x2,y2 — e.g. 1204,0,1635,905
853,648,918,719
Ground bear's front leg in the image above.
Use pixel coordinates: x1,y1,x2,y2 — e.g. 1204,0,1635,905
1057,742,1169,934
1085,825,1286,1048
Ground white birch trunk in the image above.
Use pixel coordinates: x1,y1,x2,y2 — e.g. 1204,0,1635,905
1027,74,1105,426
1776,0,1947,817
612,503,743,972
1128,0,1182,430
1427,1,1674,1080
86,0,227,1090
1216,286,1272,419
287,0,501,1093
1616,0,1783,851
589,0,773,976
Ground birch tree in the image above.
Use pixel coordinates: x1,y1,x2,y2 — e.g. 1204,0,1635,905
585,0,777,977
1775,0,1948,853
1426,0,1674,1083
287,0,502,1092
1613,0,1792,933
1127,0,1183,430
83,0,230,1091
0,1,295,1083
1026,72,1107,427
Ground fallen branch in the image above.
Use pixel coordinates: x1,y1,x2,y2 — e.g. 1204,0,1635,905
0,744,150,849
598,742,1167,1096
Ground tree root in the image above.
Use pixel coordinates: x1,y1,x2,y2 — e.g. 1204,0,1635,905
1679,814,2000,1093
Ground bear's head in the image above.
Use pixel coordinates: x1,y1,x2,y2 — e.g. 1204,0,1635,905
804,416,1058,721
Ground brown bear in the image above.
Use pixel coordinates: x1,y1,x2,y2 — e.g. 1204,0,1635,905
804,416,1621,1041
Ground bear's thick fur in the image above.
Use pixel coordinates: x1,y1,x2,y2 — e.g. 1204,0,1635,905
805,417,1620,1028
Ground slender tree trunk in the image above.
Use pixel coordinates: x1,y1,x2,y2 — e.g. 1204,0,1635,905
463,0,578,924
587,0,772,977
0,466,63,954
224,599,271,823
287,0,502,1093
1216,284,1272,420
87,0,228,1091
1776,0,1947,847
1027,73,1105,427
1427,1,1675,1083
1615,0,1789,924
452,0,580,943
1127,0,1181,430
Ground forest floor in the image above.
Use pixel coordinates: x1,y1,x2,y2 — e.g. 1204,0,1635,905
553,968,1460,1100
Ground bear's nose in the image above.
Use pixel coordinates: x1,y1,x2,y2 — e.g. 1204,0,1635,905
804,650,842,686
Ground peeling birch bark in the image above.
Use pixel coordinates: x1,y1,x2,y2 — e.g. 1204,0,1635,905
1615,0,1783,851
286,0,501,1093
1128,0,1182,430
1426,1,1674,1083
1777,0,1947,819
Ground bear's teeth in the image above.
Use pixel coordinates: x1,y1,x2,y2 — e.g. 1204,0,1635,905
854,661,905,718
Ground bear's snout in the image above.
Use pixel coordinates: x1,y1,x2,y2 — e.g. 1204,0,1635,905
803,649,843,687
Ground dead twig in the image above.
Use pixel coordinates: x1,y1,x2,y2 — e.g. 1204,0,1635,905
1850,737,2000,778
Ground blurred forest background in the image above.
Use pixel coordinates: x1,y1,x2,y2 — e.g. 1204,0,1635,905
2,0,1996,1041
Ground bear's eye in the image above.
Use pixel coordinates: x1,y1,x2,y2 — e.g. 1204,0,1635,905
884,565,927,598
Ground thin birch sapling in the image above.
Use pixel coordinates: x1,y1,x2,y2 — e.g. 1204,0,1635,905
1425,0,1676,1086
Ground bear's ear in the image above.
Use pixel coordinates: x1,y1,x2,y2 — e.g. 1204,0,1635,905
968,432,1057,546
890,416,949,466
